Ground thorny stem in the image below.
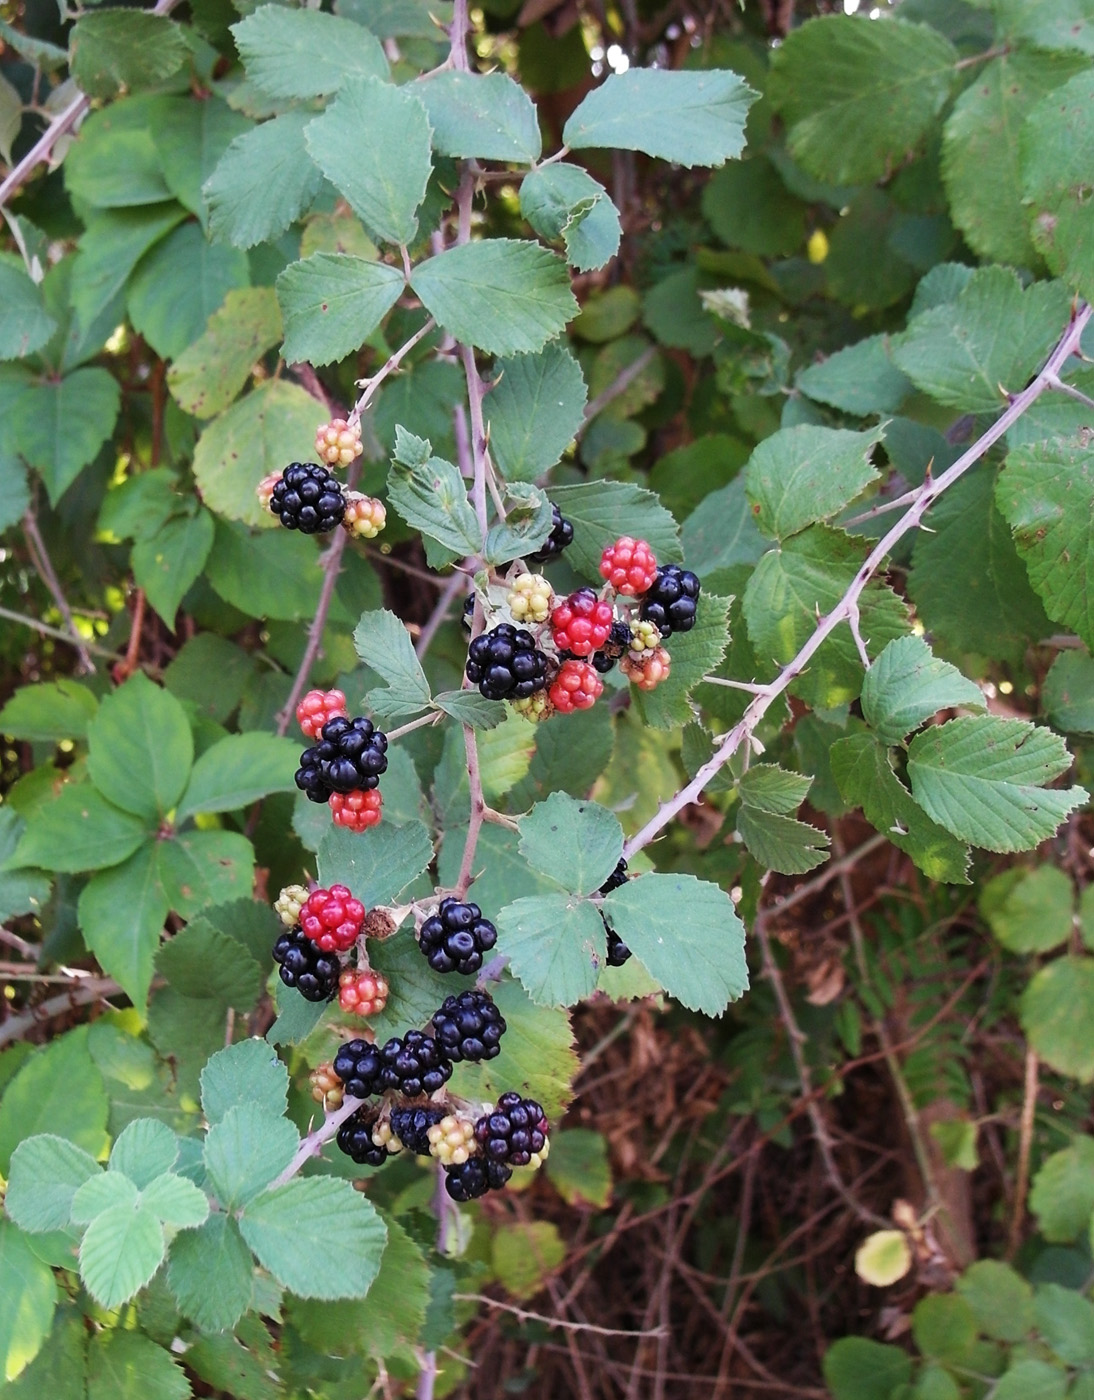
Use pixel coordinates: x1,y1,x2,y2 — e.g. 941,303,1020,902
348,318,436,428
622,301,1093,862
578,346,657,438
386,712,444,742
23,509,97,674
0,604,130,665
269,1095,366,1189
415,571,468,660
1008,1047,1039,1260
0,976,124,1049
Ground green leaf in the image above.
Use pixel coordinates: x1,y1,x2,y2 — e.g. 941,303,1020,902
955,1260,1033,1343
85,1330,189,1400
155,830,255,917
488,343,588,483
205,112,324,251
544,1129,612,1208
997,434,1094,650
822,1337,912,1400
0,1222,56,1382
737,804,830,876
70,10,188,99
203,1103,298,1209
128,222,250,362
206,519,325,621
231,7,386,99
1033,1283,1094,1364
1043,649,1094,734
563,69,755,167
9,367,120,505
980,866,1075,954
768,16,956,185
78,843,167,1010
496,893,606,1007
306,78,431,246
177,733,298,820
1021,957,1094,1081
276,254,402,367
353,608,432,718
78,1202,165,1310
71,205,186,335
912,1294,977,1364
492,1220,565,1301
942,48,1087,268
518,793,623,896
483,481,553,566
1022,71,1094,301
418,70,540,162
149,96,253,230
133,510,216,628
518,163,621,273
386,453,483,564
742,526,909,708
0,19,66,70
633,593,732,731
0,263,56,362
5,1136,101,1234
908,470,1054,663
861,635,985,746
548,480,681,581
1030,1136,1094,1242
602,874,747,1016
167,1214,254,1334
65,97,172,210
88,672,193,823
891,267,1072,411
991,1360,1066,1400
681,477,767,580
193,378,322,528
316,819,434,906
239,1177,386,1300
797,334,912,417
431,690,507,729
139,1173,208,1230
0,679,98,743
157,919,263,1010
167,287,281,419
746,425,882,540
201,1040,289,1126
831,733,971,884
410,240,577,357
99,470,181,545
71,1171,139,1226
13,783,152,873
164,635,256,726
110,1119,178,1189
907,716,1087,853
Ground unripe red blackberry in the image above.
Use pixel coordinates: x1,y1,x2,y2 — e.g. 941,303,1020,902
315,417,363,467
329,788,383,831
621,645,671,691
270,462,346,534
550,588,615,658
599,536,658,595
301,884,366,953
296,688,347,740
528,503,573,563
431,990,506,1062
639,564,701,636
272,927,340,1002
419,897,498,976
444,1157,513,1201
338,967,389,1016
549,659,603,714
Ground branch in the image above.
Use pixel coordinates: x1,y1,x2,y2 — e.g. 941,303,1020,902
23,509,97,674
0,604,129,666
578,346,656,437
348,318,436,429
0,977,123,1048
270,1094,366,1188
622,301,1093,861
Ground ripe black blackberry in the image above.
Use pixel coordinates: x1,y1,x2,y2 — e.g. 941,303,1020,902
639,564,701,636
270,462,346,534
599,857,628,894
389,1104,446,1156
431,990,506,1063
271,928,340,1002
474,1092,548,1167
419,897,498,976
376,1030,452,1097
336,1107,388,1166
312,715,388,794
606,928,632,966
444,1157,513,1202
589,620,631,673
464,624,549,702
529,504,574,563
332,1039,385,1099
461,593,476,634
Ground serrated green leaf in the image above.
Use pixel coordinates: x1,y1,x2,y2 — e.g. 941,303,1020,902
155,830,255,918
602,874,747,1016
386,453,483,563
1021,71,1094,301
955,1260,1034,1343
231,7,386,99
737,806,829,875
360,932,474,1043
206,519,324,621
1043,649,1094,734
239,1177,386,1299
0,1221,56,1382
738,764,813,815
167,1214,254,1334
518,792,623,895
483,481,553,565
86,1330,189,1400
632,592,732,730
492,1220,565,1301
410,240,577,357
79,1202,165,1309
544,1129,612,1208
133,509,216,629
164,635,257,725
70,10,187,100
71,1171,139,1226
149,96,253,230
418,70,540,162
564,69,755,167
65,97,172,210
109,1119,179,1189
306,78,431,246
519,163,621,273
204,1103,298,1209
797,334,912,417
701,154,806,257
201,1040,289,1126
128,222,250,362
9,367,120,505
0,680,98,743
891,267,1072,411
317,819,434,906
1033,1283,1094,1365
681,477,767,580
768,16,956,185
177,732,298,820
830,733,971,884
431,691,507,729
1021,957,1094,1082
205,112,324,251
353,608,432,718
276,253,402,367
87,672,193,823
0,263,56,362
907,716,1087,853
822,1337,912,1400
157,919,263,1010
497,893,605,1006
5,1136,102,1234
194,379,321,528
991,1360,1066,1400
861,635,985,745
979,865,1075,954
548,480,681,581
13,783,152,874
71,204,185,336
997,434,1094,650
141,1173,207,1228
488,343,587,483
1029,1136,1094,1242
167,287,281,419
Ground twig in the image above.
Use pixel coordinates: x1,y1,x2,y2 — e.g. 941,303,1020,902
270,1094,366,1188
578,346,656,436
622,302,1093,861
0,604,127,663
0,977,123,1048
454,722,487,898
349,319,436,429
1045,372,1094,413
953,44,1009,70
415,572,467,660
0,92,88,210
454,1294,668,1339
0,927,38,958
386,712,443,742
1007,1047,1039,1260
23,510,97,674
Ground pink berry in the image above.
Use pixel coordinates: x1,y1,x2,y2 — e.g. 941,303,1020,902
599,537,658,596
549,659,603,714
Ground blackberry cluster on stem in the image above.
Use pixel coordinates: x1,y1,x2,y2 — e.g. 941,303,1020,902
269,462,346,534
296,715,388,803
272,928,340,1002
418,897,498,975
465,623,549,702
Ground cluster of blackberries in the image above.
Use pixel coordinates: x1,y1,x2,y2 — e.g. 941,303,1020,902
272,926,342,1002
639,564,701,637
419,897,498,975
530,504,574,562
270,462,346,534
296,715,388,804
